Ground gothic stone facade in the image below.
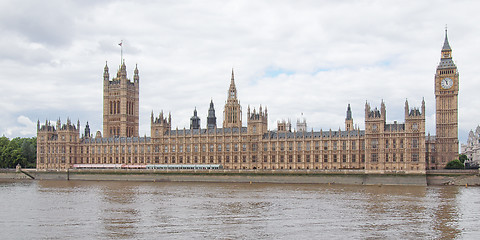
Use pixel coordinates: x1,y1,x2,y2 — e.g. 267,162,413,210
37,31,460,173
461,126,480,166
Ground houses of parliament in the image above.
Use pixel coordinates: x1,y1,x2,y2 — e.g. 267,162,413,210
36,30,459,173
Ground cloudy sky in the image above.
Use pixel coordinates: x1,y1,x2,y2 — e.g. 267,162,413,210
1,0,479,144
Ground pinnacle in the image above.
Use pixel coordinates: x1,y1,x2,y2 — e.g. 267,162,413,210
442,28,451,51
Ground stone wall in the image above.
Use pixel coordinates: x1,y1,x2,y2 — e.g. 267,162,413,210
20,169,428,186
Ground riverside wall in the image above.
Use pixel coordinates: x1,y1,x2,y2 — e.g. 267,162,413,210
426,169,480,186
3,169,479,186
1,169,427,186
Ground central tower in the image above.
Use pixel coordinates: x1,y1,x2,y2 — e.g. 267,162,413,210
223,69,242,128
435,29,459,166
103,61,139,138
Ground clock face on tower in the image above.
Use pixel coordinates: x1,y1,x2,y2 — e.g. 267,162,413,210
441,77,453,89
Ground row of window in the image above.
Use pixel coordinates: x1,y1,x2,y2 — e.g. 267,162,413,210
41,152,423,166
370,153,419,162
42,137,426,155
371,139,421,149
70,141,367,154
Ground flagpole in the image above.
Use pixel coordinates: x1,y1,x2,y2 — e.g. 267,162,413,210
119,40,123,65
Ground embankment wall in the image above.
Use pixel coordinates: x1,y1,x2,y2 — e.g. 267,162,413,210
3,169,479,186
1,169,426,186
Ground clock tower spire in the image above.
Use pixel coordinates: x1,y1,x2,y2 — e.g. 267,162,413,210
434,28,459,168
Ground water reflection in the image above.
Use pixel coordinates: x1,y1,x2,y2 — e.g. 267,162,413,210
99,182,140,239
429,187,461,239
0,180,478,239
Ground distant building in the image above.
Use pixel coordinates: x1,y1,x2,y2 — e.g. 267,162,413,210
37,30,459,173
277,119,291,132
461,126,480,167
296,114,307,132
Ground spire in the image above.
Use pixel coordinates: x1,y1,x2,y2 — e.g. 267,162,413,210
365,101,370,117
442,27,451,51
228,68,237,99
207,99,217,129
223,68,242,128
117,59,127,79
103,61,109,81
85,121,91,138
405,99,409,117
421,97,425,115
438,28,455,69
134,64,139,83
381,99,386,118
346,103,352,120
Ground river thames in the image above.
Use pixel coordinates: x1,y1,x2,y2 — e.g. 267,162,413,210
1,180,479,239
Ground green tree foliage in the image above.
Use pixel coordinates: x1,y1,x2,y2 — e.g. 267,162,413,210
459,154,468,164
0,136,36,168
445,159,464,169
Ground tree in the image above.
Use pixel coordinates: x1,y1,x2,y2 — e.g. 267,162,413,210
0,136,36,168
459,154,468,164
445,159,464,169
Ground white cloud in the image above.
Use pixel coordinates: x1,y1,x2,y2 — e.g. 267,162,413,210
3,116,36,137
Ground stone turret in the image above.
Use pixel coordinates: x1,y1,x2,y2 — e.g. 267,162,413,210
277,119,292,132
207,100,217,129
103,59,139,138
345,104,353,131
365,101,386,133
134,64,139,83
151,110,172,137
296,113,307,132
103,62,109,82
190,108,200,130
223,69,242,129
247,105,268,134
84,122,91,138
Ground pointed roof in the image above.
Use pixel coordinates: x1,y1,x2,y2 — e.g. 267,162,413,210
346,104,352,120
442,29,451,51
209,99,214,109
117,59,127,78
228,68,237,99
230,68,236,90
437,28,456,69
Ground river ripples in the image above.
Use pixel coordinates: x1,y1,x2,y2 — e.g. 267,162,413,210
1,180,479,239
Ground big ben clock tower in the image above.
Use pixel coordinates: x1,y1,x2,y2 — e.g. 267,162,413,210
435,29,459,167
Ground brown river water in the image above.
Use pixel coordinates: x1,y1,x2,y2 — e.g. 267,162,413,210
1,180,479,239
